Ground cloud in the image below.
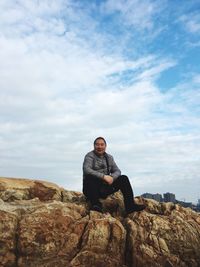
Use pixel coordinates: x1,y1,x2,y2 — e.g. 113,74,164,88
136,60,176,81
101,0,163,30
0,0,199,203
179,13,200,34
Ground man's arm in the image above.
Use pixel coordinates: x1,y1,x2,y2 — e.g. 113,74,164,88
83,153,104,179
109,155,121,180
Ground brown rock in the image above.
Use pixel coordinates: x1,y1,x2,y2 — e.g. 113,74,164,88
70,212,126,267
0,177,62,201
0,200,18,266
0,198,126,267
125,200,200,267
62,189,87,204
17,201,88,266
0,177,200,267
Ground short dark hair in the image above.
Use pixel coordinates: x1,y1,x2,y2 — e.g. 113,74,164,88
94,137,107,145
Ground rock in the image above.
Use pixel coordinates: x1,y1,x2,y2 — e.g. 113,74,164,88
125,200,200,267
18,201,88,266
0,177,62,201
62,189,86,204
0,177,200,267
0,198,126,267
0,202,18,266
70,212,126,267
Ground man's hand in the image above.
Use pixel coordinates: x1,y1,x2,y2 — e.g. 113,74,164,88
103,175,113,185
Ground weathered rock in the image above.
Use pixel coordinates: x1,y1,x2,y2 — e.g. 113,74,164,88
0,177,200,267
70,212,126,267
18,201,88,266
125,198,200,267
62,190,85,203
0,200,18,267
0,177,62,201
0,198,126,267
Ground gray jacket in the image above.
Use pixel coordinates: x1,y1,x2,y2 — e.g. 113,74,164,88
83,150,121,180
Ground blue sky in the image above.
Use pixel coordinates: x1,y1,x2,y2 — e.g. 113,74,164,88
0,0,200,203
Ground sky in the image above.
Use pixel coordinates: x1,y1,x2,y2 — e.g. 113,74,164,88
0,0,200,204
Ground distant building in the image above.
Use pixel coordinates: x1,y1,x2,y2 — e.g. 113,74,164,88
141,193,163,202
141,192,200,212
176,200,193,208
141,193,153,199
153,193,163,202
196,199,200,212
163,192,176,203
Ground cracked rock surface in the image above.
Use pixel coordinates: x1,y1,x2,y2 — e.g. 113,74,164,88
0,177,200,267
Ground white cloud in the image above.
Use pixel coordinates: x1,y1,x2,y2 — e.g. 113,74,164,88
180,13,200,34
192,74,200,84
101,0,163,30
185,19,200,34
0,0,199,204
136,60,176,81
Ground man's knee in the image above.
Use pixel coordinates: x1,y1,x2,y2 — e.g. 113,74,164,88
117,175,129,183
120,175,129,179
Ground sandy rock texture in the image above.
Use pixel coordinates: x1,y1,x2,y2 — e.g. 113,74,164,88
125,199,200,267
0,177,62,202
0,177,200,267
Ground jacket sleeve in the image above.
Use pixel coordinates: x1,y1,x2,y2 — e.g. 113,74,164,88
109,155,121,180
83,153,104,179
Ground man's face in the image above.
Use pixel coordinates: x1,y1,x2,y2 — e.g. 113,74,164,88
94,139,106,156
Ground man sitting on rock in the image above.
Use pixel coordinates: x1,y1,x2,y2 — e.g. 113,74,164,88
82,137,146,214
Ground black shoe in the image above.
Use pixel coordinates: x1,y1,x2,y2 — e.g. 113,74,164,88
91,204,103,213
127,204,146,214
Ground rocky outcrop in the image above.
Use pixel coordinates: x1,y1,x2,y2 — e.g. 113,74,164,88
0,177,200,267
125,201,200,267
0,177,62,202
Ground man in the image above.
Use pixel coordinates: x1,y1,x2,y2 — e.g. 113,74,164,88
82,137,146,214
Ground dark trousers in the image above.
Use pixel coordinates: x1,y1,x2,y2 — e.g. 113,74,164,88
83,175,135,212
